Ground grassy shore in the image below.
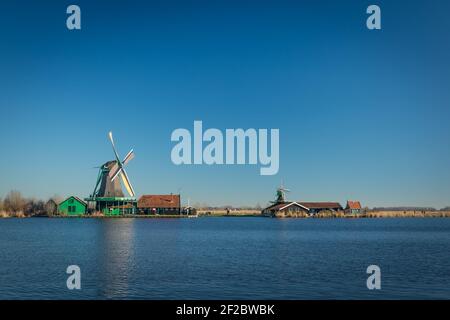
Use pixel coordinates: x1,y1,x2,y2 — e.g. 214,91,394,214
0,211,192,218
1,210,450,218
274,210,450,218
197,209,261,217
0,211,25,218
362,210,450,218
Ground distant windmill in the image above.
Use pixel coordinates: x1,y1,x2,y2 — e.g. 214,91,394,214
272,180,290,204
91,132,136,198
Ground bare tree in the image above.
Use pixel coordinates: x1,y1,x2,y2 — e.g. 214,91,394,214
25,199,45,216
4,190,26,213
45,199,58,216
0,197,3,212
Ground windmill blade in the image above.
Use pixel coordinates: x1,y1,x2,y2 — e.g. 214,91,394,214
120,169,135,197
122,149,135,166
108,131,121,164
109,163,122,181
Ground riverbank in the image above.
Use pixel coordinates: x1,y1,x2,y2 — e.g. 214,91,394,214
197,209,261,217
273,210,450,218
1,210,450,218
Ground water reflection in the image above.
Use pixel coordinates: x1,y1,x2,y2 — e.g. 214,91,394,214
97,219,135,299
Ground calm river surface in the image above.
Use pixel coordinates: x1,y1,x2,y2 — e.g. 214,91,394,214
0,217,449,299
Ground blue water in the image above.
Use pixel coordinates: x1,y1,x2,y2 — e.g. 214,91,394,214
0,217,449,299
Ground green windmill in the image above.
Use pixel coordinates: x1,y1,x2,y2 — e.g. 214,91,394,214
91,132,135,198
86,132,137,215
272,181,290,204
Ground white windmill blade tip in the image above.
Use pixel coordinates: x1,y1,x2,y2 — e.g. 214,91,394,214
108,131,121,163
125,148,134,157
123,149,135,165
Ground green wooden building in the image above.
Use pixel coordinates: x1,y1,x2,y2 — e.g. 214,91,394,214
58,196,87,216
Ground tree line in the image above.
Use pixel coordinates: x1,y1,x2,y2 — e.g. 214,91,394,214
0,190,63,217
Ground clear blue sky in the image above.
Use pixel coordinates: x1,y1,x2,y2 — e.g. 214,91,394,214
1,0,449,208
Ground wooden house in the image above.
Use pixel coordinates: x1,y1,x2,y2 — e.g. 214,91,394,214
262,202,309,217
345,200,362,214
137,194,181,215
58,196,87,216
298,202,343,215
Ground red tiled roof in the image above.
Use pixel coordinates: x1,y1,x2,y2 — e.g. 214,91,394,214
298,202,343,209
138,194,180,208
346,201,362,209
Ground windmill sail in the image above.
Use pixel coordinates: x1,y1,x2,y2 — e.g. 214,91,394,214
105,132,136,197
120,169,135,197
91,132,136,200
108,131,121,163
122,149,135,165
108,163,121,180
